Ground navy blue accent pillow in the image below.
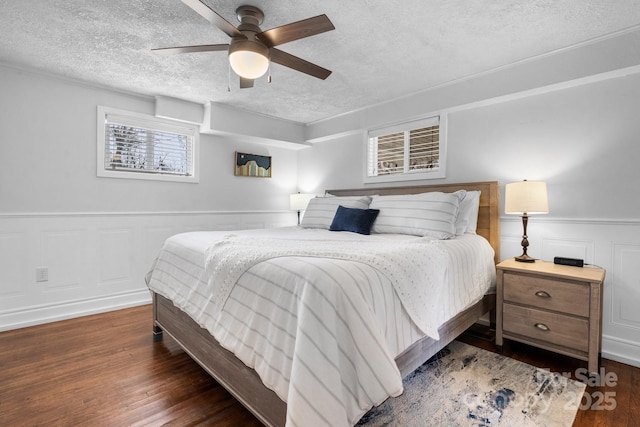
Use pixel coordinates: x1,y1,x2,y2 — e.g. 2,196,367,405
329,205,380,235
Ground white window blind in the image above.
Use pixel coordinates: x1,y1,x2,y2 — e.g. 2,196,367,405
97,107,199,183
366,116,444,182
409,125,439,171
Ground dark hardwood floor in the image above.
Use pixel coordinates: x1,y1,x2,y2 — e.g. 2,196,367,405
0,305,261,427
1,305,637,426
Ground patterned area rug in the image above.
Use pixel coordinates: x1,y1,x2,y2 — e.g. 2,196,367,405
357,341,585,426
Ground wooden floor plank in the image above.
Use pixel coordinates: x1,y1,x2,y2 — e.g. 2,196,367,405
1,305,637,426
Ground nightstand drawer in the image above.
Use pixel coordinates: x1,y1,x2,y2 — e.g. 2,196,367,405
503,303,589,352
503,272,590,317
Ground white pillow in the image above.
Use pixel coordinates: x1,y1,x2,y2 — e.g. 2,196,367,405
369,191,463,238
455,190,481,235
301,196,372,229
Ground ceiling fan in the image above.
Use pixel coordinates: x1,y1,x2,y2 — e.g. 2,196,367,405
153,0,335,89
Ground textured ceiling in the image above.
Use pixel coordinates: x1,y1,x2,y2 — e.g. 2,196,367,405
2,0,640,123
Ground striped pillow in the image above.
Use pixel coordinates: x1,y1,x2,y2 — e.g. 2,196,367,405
301,196,372,229
369,191,463,238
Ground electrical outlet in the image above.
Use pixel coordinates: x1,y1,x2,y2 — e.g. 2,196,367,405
36,267,48,282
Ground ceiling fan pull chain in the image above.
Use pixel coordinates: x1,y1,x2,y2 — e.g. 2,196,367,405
227,62,231,92
268,63,272,84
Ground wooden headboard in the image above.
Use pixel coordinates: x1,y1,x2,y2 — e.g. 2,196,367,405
327,181,500,264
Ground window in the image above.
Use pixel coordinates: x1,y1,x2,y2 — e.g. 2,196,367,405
97,106,199,183
366,115,446,183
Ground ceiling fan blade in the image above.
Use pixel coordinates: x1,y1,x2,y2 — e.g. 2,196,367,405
152,44,229,55
181,0,246,39
270,48,332,80
257,14,334,47
239,77,254,89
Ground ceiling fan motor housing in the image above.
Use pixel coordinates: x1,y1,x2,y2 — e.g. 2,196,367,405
235,5,264,27
229,6,269,59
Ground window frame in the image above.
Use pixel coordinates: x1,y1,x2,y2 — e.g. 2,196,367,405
96,106,200,183
364,115,447,184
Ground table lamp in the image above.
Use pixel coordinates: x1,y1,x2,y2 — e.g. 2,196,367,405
290,193,313,225
505,180,549,262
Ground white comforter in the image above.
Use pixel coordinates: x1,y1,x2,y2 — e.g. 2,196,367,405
147,227,495,426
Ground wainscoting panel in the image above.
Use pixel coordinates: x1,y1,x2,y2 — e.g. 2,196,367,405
0,210,294,331
501,217,640,368
0,231,28,299
42,229,84,292
612,243,640,329
141,226,175,274
98,227,134,288
500,235,524,261
541,238,594,265
183,224,214,233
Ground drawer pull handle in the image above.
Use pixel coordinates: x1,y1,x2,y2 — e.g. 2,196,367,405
535,291,551,298
535,323,550,331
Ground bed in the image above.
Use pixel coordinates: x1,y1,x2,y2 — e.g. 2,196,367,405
147,181,500,427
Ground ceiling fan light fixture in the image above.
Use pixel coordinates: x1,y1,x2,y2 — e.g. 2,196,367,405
153,1,334,88
228,40,269,79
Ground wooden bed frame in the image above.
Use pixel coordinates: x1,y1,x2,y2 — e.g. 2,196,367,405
152,181,500,427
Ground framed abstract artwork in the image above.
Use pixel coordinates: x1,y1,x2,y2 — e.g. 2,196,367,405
234,151,272,177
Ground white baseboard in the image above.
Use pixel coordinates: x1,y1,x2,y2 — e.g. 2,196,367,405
602,334,640,368
0,289,152,332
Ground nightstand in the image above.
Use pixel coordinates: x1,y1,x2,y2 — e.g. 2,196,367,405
496,258,605,373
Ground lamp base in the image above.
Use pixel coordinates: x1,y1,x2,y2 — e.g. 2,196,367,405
514,253,536,263
515,213,536,262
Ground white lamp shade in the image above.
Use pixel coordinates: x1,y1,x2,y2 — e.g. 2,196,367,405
229,50,269,79
505,181,549,214
290,193,314,211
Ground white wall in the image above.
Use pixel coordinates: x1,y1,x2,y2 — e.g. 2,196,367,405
0,66,299,214
0,64,299,330
298,65,640,367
